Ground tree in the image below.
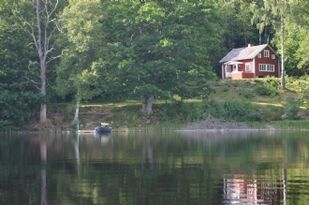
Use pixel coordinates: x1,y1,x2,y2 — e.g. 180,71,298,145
0,0,39,127
56,0,103,127
13,0,62,124
250,0,298,89
100,0,221,114
281,0,309,75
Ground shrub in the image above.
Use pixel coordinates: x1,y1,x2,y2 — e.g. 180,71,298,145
241,89,255,99
282,97,301,120
158,101,205,122
254,77,279,97
264,77,280,90
255,85,277,96
205,99,260,121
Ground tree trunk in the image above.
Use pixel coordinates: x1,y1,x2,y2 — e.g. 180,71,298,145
280,16,285,89
73,99,80,131
40,61,47,123
142,95,153,115
40,104,47,124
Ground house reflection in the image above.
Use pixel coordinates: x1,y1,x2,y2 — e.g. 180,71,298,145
223,174,285,205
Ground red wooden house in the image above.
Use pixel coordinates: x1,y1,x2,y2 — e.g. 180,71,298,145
219,44,280,79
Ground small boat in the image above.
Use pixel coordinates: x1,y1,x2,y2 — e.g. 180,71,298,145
95,122,112,134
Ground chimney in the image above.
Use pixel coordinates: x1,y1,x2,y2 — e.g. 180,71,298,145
248,44,251,47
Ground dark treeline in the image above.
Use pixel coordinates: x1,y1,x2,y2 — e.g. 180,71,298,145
0,0,308,127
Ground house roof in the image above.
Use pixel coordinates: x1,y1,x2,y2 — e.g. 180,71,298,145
219,44,269,63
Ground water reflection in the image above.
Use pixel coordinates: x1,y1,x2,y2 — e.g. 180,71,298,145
223,173,287,205
39,139,47,205
0,129,308,205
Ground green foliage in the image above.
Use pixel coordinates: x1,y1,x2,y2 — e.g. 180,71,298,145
255,86,276,96
254,78,279,97
0,0,308,127
240,89,255,99
250,0,309,76
0,7,40,127
99,0,220,101
283,97,300,120
158,101,205,122
56,0,103,103
206,99,261,121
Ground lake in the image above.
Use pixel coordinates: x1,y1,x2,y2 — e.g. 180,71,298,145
0,129,308,205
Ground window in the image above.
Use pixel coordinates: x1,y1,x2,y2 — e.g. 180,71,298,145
264,50,270,57
259,64,266,71
267,64,274,72
259,64,274,72
271,54,276,59
258,53,262,58
245,63,251,72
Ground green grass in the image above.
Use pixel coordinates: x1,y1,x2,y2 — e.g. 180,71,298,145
48,77,308,129
269,120,309,129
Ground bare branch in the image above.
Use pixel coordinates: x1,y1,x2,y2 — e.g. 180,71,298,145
47,49,67,64
27,60,39,70
49,0,59,17
54,21,63,33
46,25,58,51
12,10,41,51
46,47,54,55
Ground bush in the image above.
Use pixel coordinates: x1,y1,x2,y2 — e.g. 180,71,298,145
205,99,260,121
282,97,301,120
158,101,205,122
264,77,280,90
255,86,276,96
254,77,279,97
241,89,255,98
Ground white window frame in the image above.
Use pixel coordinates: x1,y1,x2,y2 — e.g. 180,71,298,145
259,64,266,71
258,53,262,58
245,63,251,72
259,64,275,72
264,50,270,58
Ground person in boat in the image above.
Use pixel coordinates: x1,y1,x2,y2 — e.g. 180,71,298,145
95,122,112,133
100,122,110,127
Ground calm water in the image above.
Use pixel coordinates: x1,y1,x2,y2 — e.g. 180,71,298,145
0,129,308,205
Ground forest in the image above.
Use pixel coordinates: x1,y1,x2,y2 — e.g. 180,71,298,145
0,0,308,128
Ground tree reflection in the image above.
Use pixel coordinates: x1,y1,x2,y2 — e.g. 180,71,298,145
39,138,47,205
0,130,308,205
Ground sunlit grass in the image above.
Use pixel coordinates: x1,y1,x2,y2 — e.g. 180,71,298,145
80,98,204,108
252,102,283,107
270,120,309,129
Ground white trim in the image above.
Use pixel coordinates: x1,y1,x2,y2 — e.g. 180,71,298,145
253,58,256,77
259,64,275,72
264,50,270,58
225,61,244,65
222,64,224,79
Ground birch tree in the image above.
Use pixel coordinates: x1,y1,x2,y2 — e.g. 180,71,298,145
14,0,61,124
250,0,291,89
56,0,103,128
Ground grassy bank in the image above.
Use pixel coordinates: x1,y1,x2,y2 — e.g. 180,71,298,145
47,77,308,130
